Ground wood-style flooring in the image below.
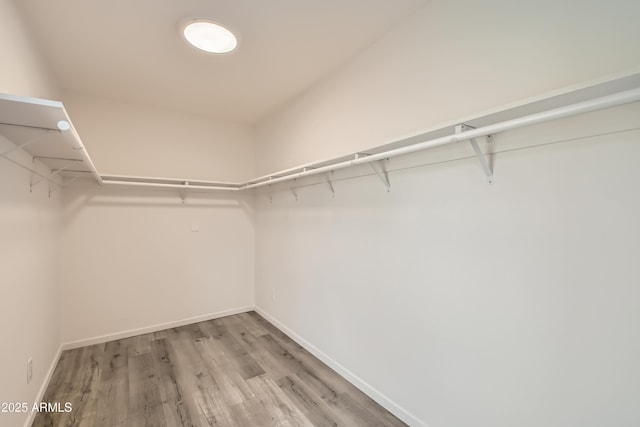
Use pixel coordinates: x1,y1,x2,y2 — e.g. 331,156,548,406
33,311,406,427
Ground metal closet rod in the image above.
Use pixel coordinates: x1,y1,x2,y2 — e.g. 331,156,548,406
99,87,640,192
101,180,240,191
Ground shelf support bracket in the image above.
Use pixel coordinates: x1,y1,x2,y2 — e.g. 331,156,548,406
179,181,189,204
50,159,80,177
62,175,82,187
291,180,298,201
369,160,390,192
30,156,78,192
1,129,51,158
456,124,494,185
324,172,335,197
30,173,45,192
268,184,273,204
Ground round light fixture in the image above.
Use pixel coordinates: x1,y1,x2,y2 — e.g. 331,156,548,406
183,20,237,54
57,120,71,131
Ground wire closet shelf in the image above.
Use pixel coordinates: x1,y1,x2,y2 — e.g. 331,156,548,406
2,74,640,195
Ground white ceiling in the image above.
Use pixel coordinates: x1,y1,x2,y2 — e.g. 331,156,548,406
16,0,428,125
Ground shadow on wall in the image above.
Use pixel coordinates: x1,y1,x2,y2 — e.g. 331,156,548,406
61,181,256,225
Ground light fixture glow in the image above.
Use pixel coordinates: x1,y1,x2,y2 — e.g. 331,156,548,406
183,20,237,54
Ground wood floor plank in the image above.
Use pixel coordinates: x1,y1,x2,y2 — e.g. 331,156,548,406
227,312,269,338
32,312,407,427
94,371,129,427
194,337,250,406
128,352,166,426
33,344,103,427
276,375,340,427
235,329,298,382
245,374,313,427
165,327,233,426
228,397,272,426
197,321,265,381
93,339,129,427
149,338,194,427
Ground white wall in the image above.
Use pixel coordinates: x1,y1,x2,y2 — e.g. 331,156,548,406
62,92,256,182
53,84,259,348
254,104,640,427
0,2,63,426
0,135,61,427
255,0,640,174
0,0,59,100
59,183,255,345
253,0,640,425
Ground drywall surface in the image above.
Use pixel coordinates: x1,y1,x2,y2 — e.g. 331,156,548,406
255,0,640,174
0,0,59,99
0,134,61,427
59,184,255,345
62,92,256,182
254,104,640,427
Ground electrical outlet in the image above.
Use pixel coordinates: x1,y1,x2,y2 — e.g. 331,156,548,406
191,221,199,232
271,288,276,302
27,358,33,384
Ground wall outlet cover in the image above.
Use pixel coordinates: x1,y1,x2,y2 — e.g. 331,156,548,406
27,358,33,384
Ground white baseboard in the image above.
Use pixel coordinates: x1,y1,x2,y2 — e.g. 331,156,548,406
62,306,254,350
23,344,63,427
254,306,429,427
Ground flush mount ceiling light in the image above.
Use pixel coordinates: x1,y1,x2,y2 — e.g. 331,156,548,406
57,120,71,131
183,20,237,54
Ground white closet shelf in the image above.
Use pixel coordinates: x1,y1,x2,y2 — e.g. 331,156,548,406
0,93,102,186
2,71,640,194
242,71,640,190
